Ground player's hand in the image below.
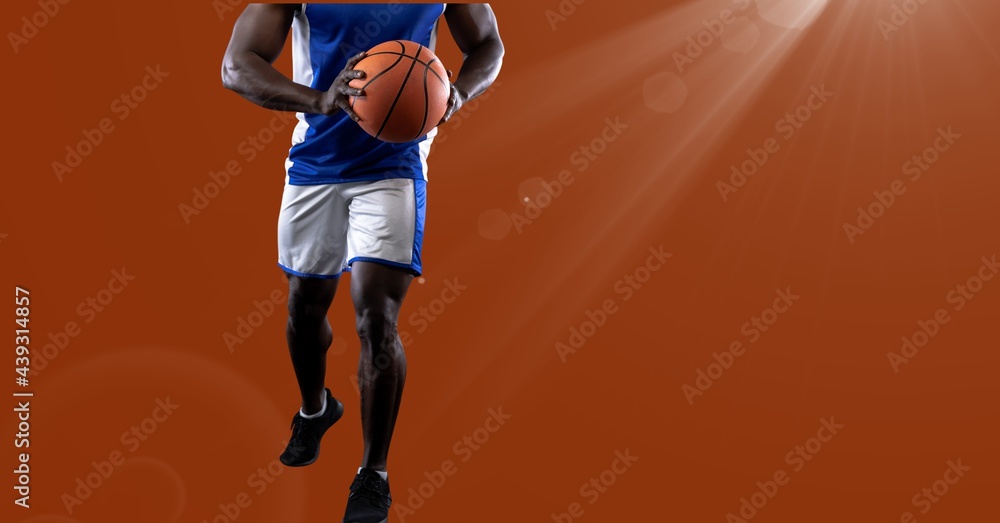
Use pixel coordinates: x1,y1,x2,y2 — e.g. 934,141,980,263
439,70,465,125
320,51,367,121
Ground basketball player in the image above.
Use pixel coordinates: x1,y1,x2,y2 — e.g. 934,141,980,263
221,4,503,522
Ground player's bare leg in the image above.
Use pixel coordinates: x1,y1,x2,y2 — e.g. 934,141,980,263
287,275,338,412
279,274,345,467
342,261,411,522
350,261,412,472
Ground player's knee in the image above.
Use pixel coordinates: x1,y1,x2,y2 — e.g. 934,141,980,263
355,304,399,347
286,276,335,325
357,312,403,371
287,293,328,327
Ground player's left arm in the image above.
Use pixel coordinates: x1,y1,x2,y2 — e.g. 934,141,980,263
441,3,505,123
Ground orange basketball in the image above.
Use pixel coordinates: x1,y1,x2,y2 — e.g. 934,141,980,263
349,40,450,143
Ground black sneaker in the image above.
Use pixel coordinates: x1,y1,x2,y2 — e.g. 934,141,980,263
343,468,392,523
279,388,343,467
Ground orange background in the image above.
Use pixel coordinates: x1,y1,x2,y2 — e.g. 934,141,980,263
3,1,1000,522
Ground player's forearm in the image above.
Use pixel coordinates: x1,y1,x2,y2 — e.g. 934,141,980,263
452,37,504,101
222,51,328,114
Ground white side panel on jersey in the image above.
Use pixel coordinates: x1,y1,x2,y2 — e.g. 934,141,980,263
286,5,313,176
418,127,437,181
421,6,445,180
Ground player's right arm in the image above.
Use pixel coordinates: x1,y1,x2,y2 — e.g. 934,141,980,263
221,4,364,120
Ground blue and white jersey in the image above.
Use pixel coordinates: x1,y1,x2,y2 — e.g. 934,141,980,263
286,3,446,185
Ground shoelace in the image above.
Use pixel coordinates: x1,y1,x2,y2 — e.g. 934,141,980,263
288,415,314,444
350,472,391,509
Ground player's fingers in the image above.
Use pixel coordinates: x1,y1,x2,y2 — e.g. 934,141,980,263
340,102,361,122
347,51,367,68
336,81,364,95
440,106,455,124
446,69,454,79
350,70,366,79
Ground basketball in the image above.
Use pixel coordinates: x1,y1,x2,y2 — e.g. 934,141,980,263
349,40,450,143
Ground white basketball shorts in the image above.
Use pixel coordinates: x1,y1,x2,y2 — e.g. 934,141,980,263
277,177,427,278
